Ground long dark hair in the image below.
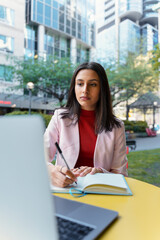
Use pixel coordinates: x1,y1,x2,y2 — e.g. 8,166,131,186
61,62,121,133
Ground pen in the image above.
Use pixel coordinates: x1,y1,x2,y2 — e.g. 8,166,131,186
55,142,77,184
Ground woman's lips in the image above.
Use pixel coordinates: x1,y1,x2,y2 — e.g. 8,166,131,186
80,96,90,101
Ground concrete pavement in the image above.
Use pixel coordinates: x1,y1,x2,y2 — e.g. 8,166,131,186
133,133,160,151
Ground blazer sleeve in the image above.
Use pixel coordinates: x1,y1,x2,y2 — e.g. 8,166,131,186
44,110,59,162
110,123,128,176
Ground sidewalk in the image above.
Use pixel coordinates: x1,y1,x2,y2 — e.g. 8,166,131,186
134,133,160,151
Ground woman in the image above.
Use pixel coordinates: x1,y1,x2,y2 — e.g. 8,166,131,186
44,62,128,187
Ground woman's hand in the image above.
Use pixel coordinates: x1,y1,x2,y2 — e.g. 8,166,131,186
72,166,103,177
48,164,78,188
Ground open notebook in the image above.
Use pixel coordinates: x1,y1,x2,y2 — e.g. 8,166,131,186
51,173,132,195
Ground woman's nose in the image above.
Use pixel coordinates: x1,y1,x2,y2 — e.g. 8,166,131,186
82,84,88,93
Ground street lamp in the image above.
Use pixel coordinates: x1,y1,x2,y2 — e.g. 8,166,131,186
27,82,34,115
153,101,157,130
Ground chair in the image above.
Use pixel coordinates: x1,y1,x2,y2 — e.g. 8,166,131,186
126,146,129,169
126,140,136,150
146,128,157,137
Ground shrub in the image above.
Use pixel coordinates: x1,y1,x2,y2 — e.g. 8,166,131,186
123,120,148,133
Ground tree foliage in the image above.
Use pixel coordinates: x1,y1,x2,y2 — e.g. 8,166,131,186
8,55,75,106
150,43,160,75
106,54,158,108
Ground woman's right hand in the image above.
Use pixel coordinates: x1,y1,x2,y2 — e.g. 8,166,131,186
48,164,78,188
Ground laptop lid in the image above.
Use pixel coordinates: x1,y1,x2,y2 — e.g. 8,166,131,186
0,115,58,240
0,115,118,240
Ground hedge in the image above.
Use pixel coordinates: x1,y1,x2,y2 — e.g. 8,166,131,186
5,111,149,133
123,120,148,133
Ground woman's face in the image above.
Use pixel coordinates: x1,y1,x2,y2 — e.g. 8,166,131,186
75,69,100,111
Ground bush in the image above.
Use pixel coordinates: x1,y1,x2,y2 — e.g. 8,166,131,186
123,120,148,133
5,111,52,127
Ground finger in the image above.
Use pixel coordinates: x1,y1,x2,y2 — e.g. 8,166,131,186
74,166,87,174
80,167,92,177
90,168,103,175
55,176,74,188
71,169,76,172
90,168,97,175
61,167,77,182
54,171,76,187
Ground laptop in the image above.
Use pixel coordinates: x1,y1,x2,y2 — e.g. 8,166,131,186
0,115,118,240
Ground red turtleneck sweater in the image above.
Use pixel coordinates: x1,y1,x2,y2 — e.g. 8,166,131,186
75,109,97,168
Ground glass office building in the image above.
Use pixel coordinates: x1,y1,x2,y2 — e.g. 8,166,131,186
25,0,96,63
0,0,96,114
96,0,158,63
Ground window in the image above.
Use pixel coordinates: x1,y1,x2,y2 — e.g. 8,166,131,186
59,12,64,24
52,8,58,29
45,5,51,26
0,35,14,53
45,0,51,5
24,26,37,58
37,1,43,23
0,65,5,79
0,65,13,82
44,33,54,55
53,0,58,9
0,5,14,26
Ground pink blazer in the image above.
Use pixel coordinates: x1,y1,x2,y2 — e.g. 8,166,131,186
44,109,128,176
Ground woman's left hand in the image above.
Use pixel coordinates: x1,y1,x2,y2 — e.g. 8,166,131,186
72,166,103,177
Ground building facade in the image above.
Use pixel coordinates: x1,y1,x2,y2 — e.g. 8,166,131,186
0,0,96,114
96,0,158,63
25,0,95,63
0,0,25,95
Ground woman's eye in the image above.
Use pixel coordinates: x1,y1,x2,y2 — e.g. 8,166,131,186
77,83,83,86
90,83,96,87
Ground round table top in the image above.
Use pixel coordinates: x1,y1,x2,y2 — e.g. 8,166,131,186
54,177,160,240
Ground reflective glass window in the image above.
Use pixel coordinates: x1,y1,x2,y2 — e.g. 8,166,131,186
66,15,71,27
82,25,86,42
53,8,58,21
59,3,65,12
44,33,54,55
53,0,58,8
0,65,13,82
0,6,5,19
72,30,76,37
37,1,43,23
52,21,58,29
0,35,14,53
66,27,70,34
45,5,51,26
72,18,76,29
24,26,37,58
45,5,51,17
45,0,51,5
0,5,14,26
59,23,64,31
78,21,81,33
54,35,60,56
37,1,43,15
24,48,34,59
37,14,43,23
33,0,36,20
0,65,5,79
5,66,13,82
59,12,64,24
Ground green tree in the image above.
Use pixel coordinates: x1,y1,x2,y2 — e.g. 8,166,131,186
106,54,157,118
8,55,75,106
150,43,160,75
107,54,157,105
